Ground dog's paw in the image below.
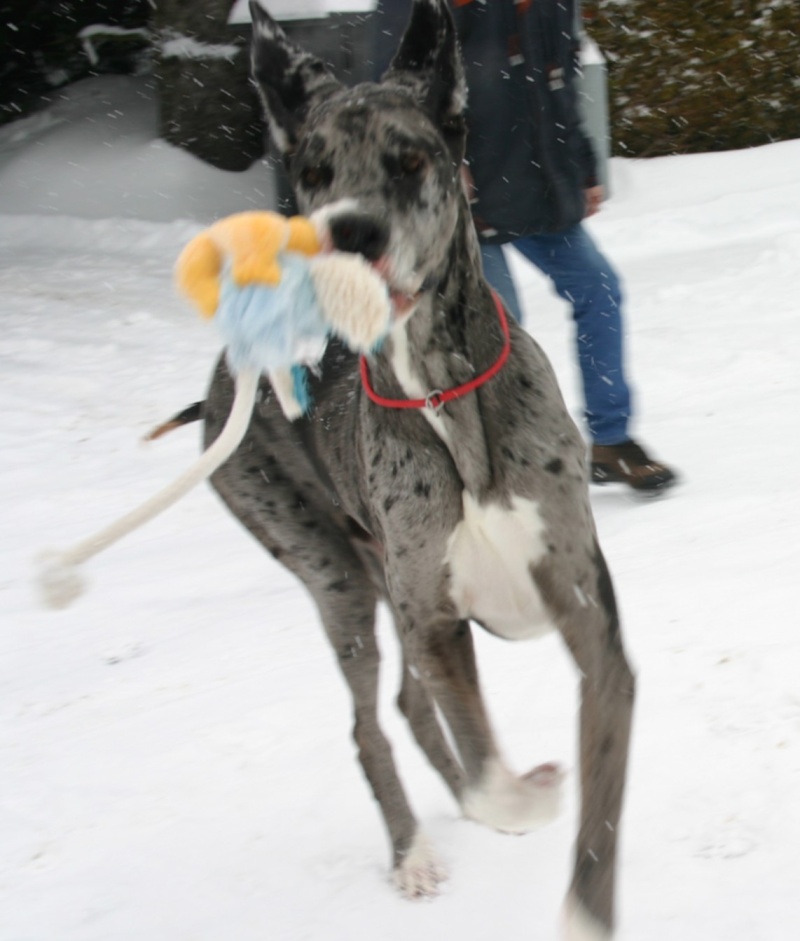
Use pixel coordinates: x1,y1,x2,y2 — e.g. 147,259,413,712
561,893,612,941
392,832,448,900
462,758,564,834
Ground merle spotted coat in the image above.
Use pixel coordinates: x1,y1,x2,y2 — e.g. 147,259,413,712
202,2,634,936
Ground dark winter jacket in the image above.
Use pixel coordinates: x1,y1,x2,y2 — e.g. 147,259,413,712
373,0,598,241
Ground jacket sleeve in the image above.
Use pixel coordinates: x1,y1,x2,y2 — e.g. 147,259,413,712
557,3,598,189
567,36,599,189
565,18,599,188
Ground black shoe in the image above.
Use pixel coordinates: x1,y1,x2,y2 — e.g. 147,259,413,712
591,440,677,493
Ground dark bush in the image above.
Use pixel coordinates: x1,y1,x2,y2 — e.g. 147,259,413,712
584,0,800,156
1,0,152,124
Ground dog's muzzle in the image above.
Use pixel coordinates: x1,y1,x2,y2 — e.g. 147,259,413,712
326,210,429,318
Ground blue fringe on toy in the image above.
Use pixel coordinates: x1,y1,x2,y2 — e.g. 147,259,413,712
216,254,330,415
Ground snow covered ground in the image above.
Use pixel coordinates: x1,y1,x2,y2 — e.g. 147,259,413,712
2,74,799,940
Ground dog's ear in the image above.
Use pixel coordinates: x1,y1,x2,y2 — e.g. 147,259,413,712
249,1,342,154
382,0,467,136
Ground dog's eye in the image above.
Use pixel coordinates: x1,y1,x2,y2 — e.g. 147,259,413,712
399,151,426,176
299,164,332,190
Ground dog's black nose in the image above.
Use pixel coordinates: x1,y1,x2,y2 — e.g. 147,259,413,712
329,213,389,262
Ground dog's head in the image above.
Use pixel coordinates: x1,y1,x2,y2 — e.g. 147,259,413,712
249,0,468,318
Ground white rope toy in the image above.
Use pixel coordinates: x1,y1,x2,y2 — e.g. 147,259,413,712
37,209,392,609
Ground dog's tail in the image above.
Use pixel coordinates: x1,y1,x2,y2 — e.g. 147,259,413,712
143,401,205,441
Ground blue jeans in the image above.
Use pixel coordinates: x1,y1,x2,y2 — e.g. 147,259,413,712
480,224,632,446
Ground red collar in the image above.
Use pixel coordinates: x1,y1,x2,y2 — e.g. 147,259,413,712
359,291,511,412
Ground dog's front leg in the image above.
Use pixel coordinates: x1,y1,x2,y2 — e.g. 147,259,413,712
405,617,498,781
397,656,466,802
553,552,635,940
560,628,634,940
404,605,561,833
400,612,561,834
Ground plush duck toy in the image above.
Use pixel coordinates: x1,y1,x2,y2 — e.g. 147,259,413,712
37,209,392,609
177,209,392,419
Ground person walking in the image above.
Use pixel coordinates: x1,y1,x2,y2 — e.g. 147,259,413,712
373,0,677,493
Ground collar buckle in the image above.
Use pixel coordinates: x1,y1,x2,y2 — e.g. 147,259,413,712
425,390,445,413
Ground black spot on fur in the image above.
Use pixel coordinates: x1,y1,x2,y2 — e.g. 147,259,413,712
384,495,397,513
599,732,614,758
335,105,370,137
414,480,431,498
546,458,564,475
327,578,349,593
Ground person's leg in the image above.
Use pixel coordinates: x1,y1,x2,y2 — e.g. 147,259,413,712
510,224,631,446
479,243,524,323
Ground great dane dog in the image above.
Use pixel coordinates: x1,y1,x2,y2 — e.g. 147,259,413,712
202,1,635,936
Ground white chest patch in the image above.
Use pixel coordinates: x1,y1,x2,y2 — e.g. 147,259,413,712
445,493,553,640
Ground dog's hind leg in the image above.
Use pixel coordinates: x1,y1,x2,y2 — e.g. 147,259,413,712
397,657,465,802
340,529,465,805
203,429,445,894
218,508,444,895
308,584,448,899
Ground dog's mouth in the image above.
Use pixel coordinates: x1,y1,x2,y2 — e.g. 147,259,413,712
370,257,428,320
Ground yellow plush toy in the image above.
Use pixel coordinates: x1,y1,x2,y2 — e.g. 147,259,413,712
37,209,392,609
176,211,321,319
175,209,391,420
